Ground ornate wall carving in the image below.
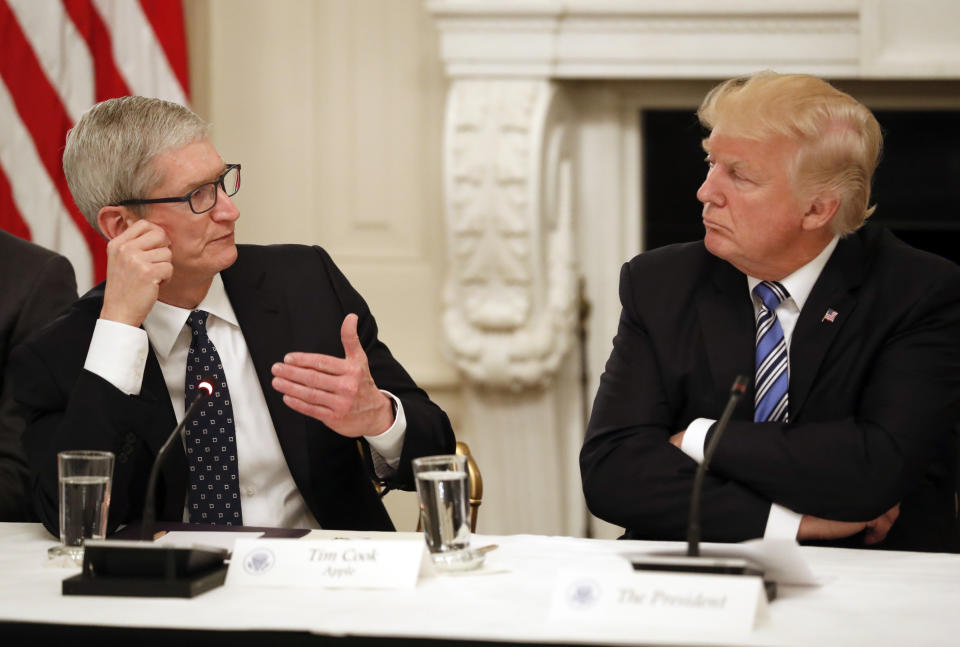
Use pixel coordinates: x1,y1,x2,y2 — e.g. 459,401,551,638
442,79,577,389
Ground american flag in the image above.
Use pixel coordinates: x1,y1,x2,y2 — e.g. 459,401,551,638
822,308,839,323
0,0,189,290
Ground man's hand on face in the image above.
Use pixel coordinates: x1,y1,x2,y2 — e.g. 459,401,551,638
270,313,395,438
797,503,900,545
99,219,173,327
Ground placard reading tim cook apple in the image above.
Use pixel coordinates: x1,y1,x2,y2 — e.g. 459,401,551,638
227,538,425,590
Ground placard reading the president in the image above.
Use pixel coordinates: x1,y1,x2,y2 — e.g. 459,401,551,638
227,538,425,590
550,570,767,635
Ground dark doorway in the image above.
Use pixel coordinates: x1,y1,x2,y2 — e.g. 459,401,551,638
642,109,960,265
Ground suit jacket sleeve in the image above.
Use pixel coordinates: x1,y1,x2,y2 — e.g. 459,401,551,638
12,297,172,538
581,262,772,541
313,247,455,491
0,252,76,521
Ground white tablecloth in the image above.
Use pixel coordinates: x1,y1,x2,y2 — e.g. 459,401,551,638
1,523,959,646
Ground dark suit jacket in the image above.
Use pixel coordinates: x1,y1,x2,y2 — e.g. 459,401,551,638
581,225,960,552
12,244,454,535
0,230,76,521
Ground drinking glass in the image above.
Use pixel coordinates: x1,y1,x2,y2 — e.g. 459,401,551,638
48,450,114,562
413,454,480,571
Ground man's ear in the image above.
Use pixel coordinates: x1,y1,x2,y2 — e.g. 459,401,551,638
96,206,136,240
801,189,840,232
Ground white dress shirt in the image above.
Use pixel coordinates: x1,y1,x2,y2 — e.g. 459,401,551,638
83,274,406,528
679,236,840,539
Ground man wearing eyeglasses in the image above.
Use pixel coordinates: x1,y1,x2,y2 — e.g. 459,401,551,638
12,96,454,535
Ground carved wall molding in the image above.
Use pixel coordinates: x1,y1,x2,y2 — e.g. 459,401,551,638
442,79,577,388
599,18,858,34
429,1,960,79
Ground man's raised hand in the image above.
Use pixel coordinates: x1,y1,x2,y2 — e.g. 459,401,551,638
271,313,395,438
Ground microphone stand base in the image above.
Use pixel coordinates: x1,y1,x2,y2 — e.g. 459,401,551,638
628,554,777,601
62,539,229,598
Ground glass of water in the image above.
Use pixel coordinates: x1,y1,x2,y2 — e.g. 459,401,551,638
49,450,114,562
412,454,480,571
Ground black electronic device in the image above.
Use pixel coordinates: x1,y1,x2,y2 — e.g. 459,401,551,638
62,540,228,598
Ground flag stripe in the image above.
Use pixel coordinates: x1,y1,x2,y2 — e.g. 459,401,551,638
0,0,106,283
138,0,189,99
0,77,94,290
6,0,94,123
64,0,131,102
93,0,187,105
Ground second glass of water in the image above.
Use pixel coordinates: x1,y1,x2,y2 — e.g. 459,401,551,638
413,454,476,570
51,450,114,562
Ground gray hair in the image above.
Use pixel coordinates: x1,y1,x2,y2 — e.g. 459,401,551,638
63,96,209,235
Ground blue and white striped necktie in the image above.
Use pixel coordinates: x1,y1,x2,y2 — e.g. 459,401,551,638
753,281,790,422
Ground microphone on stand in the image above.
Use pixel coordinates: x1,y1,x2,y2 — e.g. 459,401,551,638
687,374,748,557
141,379,214,540
628,375,775,599
63,378,230,598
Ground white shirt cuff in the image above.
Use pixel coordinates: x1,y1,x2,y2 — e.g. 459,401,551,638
680,418,715,464
365,390,407,474
764,503,803,540
83,319,149,396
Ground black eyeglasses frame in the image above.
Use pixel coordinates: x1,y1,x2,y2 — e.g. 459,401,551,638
114,163,241,215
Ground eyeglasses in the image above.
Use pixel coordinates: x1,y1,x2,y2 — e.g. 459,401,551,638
115,164,241,215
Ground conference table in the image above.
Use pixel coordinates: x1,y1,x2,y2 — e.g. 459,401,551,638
1,522,958,646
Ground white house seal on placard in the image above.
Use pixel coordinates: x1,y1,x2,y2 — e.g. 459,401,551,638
242,547,276,575
566,579,601,610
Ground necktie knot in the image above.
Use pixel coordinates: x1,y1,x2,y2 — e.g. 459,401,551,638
753,281,789,312
187,310,209,334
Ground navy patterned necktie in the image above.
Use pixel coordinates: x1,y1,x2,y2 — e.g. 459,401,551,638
753,281,790,422
184,310,242,525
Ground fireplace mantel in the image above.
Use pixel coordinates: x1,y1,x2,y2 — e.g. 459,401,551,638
425,0,960,537
429,0,960,80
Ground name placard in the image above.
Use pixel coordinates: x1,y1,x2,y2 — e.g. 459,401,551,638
226,538,425,590
550,570,767,635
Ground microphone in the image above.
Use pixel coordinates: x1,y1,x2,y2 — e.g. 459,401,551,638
62,378,230,598
140,379,214,540
628,375,776,600
687,374,748,557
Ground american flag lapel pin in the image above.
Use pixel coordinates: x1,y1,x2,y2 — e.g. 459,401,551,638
822,308,839,323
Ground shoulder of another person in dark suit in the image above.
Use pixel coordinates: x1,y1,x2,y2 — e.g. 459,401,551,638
0,233,79,357
0,232,77,313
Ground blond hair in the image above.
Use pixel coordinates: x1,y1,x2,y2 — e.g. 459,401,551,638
698,72,882,236
63,96,209,235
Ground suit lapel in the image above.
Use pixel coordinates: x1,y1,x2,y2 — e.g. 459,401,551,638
221,250,313,496
696,257,756,412
789,234,865,419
